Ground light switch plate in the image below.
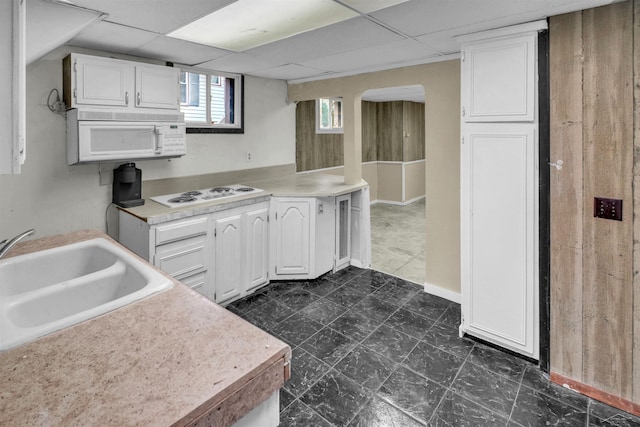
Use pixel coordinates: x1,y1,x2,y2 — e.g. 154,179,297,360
594,197,622,221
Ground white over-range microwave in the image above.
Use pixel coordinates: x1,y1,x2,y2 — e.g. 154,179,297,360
66,108,187,165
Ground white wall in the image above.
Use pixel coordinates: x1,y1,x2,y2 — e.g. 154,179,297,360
0,48,295,239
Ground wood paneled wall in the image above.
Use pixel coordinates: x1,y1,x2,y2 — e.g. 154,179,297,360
403,101,426,162
295,100,343,172
376,101,404,161
550,0,639,409
296,100,425,171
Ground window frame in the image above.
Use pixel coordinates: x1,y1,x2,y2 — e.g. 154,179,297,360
178,66,244,134
316,97,343,134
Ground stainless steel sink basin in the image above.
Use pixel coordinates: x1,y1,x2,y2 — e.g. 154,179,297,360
0,238,173,350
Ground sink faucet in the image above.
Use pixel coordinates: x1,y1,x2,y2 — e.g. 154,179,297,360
0,229,35,259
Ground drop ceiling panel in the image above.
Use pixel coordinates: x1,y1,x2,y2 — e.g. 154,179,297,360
250,64,330,80
245,17,405,63
339,0,410,14
68,21,158,54
370,0,617,38
300,39,440,73
68,0,237,33
196,53,285,74
130,36,230,65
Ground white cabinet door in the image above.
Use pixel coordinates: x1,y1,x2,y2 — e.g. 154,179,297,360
135,65,179,109
246,206,269,291
460,124,538,358
0,0,25,175
214,214,244,303
274,199,311,275
74,55,133,107
335,194,351,271
462,34,536,122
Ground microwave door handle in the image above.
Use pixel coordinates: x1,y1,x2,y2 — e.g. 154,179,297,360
154,126,163,154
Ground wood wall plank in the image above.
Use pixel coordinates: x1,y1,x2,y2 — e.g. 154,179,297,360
549,11,585,382
633,0,640,404
362,101,377,162
582,1,634,399
403,101,426,162
376,101,404,161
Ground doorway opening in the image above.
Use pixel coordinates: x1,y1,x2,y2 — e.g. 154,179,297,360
361,85,426,285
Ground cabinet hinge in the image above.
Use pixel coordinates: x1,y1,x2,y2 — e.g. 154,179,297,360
73,60,77,72
214,228,217,237
275,266,277,274
462,106,465,117
461,51,465,62
73,88,76,99
275,212,278,221
461,136,464,144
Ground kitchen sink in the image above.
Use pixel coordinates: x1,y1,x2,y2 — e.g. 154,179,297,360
0,238,173,350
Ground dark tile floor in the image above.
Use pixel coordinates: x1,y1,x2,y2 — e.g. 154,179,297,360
226,267,640,427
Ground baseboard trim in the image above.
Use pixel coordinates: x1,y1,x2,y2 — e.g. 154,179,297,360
370,196,425,206
423,282,461,304
550,372,640,417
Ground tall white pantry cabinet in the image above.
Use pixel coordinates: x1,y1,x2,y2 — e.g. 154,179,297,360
458,21,546,359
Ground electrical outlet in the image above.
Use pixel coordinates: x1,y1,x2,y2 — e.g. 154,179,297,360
594,197,623,221
246,152,253,162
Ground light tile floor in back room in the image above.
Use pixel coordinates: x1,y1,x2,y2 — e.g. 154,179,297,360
371,199,426,285
226,267,640,426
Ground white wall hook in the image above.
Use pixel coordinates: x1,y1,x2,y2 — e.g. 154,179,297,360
549,160,564,170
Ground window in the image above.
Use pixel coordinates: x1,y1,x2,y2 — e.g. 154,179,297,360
316,97,343,133
179,72,200,107
179,68,244,133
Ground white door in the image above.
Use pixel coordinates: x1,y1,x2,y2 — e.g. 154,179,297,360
274,200,310,275
461,124,538,358
74,55,132,107
135,65,180,109
462,34,536,122
214,214,243,303
246,206,269,291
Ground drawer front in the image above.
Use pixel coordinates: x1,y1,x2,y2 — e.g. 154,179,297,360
155,216,208,245
154,235,207,278
179,271,207,294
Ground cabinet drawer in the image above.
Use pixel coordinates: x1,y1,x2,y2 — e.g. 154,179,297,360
179,271,207,293
154,235,207,278
155,216,208,245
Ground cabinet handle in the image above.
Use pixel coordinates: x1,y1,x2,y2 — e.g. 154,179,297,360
137,92,141,106
125,91,129,106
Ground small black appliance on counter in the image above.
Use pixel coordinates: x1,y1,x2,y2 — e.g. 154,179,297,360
112,163,144,208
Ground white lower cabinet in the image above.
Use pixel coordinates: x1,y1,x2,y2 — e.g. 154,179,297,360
213,213,244,303
246,206,269,291
460,124,538,358
270,196,341,280
272,198,311,276
118,200,270,304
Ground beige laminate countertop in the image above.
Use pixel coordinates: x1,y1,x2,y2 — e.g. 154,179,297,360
121,173,368,224
0,230,291,427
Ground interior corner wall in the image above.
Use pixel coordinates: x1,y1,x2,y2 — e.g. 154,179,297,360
0,46,295,239
550,0,640,412
288,59,461,295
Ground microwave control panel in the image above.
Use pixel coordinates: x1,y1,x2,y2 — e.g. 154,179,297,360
160,123,187,155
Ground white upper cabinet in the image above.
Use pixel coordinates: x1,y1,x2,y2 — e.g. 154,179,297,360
461,33,536,122
63,53,180,110
72,55,132,107
0,0,25,175
135,65,180,109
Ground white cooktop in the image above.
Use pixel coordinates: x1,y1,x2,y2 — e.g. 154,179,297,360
150,184,264,208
